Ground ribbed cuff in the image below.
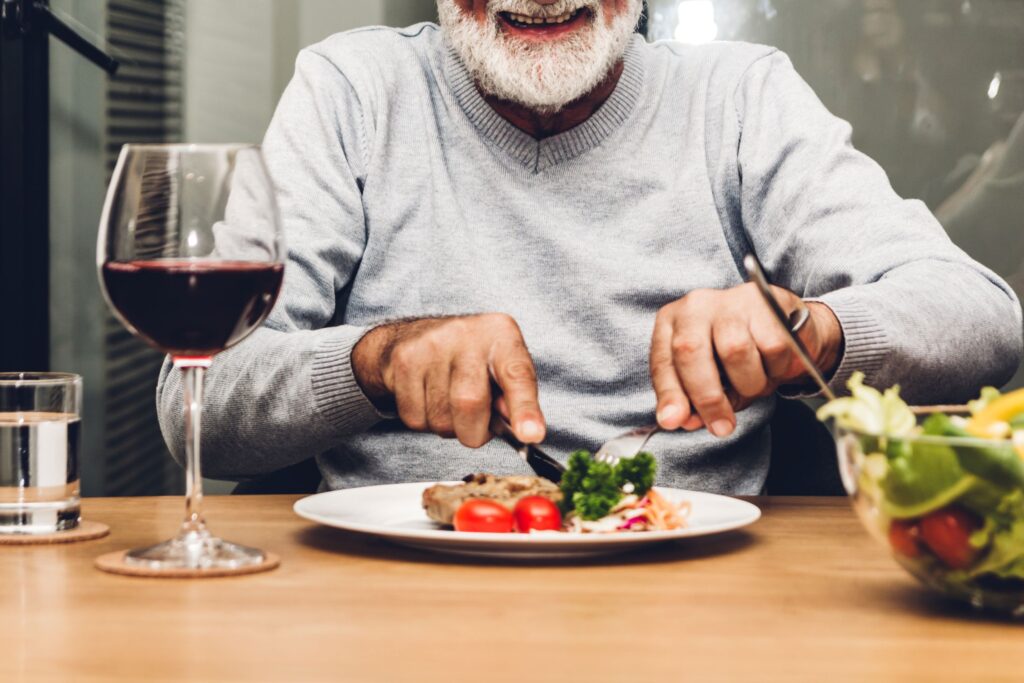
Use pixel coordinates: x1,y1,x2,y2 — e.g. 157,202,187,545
311,326,390,433
779,291,889,398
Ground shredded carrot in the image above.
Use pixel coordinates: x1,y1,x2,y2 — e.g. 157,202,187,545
644,488,688,530
649,503,664,529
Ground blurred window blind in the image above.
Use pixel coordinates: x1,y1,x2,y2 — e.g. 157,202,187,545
103,0,185,495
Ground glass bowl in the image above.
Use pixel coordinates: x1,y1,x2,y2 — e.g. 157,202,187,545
835,419,1024,616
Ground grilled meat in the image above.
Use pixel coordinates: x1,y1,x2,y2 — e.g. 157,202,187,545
422,473,563,526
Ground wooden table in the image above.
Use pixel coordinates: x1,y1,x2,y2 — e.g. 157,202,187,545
0,496,1020,682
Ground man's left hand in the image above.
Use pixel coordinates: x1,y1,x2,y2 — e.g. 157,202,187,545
649,283,843,438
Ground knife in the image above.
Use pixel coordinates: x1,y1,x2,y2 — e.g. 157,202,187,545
490,414,565,483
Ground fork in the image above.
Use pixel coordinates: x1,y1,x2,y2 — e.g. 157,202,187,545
742,254,836,401
593,424,660,467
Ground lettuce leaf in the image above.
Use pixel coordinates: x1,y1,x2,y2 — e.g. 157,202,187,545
966,490,1024,581
817,372,916,436
958,478,1012,518
921,413,1024,489
968,386,1002,416
879,440,970,518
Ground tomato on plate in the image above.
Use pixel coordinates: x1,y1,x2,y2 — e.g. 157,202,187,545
918,507,980,569
513,496,562,533
453,499,514,533
888,519,922,558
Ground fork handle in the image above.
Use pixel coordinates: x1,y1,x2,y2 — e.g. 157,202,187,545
743,254,837,401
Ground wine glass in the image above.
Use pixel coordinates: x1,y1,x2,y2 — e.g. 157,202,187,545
97,144,284,571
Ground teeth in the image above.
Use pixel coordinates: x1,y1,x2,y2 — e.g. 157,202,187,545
506,10,577,25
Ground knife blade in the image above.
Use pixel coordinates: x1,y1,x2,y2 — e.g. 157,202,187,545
490,414,565,483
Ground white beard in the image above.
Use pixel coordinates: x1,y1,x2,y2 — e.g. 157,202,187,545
437,0,642,114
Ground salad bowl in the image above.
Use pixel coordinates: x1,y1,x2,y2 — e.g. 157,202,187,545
823,375,1024,615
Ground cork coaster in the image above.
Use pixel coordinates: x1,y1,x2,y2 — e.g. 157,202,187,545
94,550,280,578
0,520,110,545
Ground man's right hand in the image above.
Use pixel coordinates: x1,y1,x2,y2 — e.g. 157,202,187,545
351,313,545,448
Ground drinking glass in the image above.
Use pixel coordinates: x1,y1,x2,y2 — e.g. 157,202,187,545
0,373,82,534
97,144,284,570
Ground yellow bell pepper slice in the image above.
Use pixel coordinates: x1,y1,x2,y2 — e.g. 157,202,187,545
966,387,1024,447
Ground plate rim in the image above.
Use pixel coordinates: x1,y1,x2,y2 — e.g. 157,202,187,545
293,482,761,546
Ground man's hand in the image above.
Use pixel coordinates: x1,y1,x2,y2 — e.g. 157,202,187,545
352,314,545,448
650,283,843,438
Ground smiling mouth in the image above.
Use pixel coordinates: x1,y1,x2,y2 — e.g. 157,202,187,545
497,8,589,32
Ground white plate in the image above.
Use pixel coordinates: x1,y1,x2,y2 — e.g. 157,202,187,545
293,482,761,559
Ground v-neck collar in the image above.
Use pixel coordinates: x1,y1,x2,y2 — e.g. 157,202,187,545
443,35,646,173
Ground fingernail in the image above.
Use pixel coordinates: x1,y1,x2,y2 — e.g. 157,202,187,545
710,419,734,438
520,420,543,441
657,404,680,425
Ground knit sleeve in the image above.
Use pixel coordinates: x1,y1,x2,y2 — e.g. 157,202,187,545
733,50,1022,403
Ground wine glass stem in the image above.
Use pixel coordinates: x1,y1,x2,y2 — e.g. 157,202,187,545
179,363,207,533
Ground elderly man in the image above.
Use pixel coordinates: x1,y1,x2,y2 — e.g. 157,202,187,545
158,0,1021,493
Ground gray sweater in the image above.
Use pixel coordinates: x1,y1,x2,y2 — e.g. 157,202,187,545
156,24,1023,494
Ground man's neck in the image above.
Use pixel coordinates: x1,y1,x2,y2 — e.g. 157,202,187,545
480,60,625,140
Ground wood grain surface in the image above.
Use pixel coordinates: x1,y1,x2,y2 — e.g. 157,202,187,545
0,495,1020,683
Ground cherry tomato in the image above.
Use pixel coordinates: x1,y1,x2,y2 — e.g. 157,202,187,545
513,496,562,533
888,520,922,558
453,499,514,533
918,507,980,569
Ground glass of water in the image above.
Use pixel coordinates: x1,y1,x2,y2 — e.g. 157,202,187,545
0,373,82,534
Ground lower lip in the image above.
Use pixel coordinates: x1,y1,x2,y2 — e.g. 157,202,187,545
497,10,590,41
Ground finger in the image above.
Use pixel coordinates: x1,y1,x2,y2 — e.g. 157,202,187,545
424,360,454,437
489,339,545,443
650,318,691,429
713,319,768,399
671,320,736,438
681,413,704,431
449,354,492,448
726,386,756,414
391,350,428,432
493,394,509,420
749,314,794,382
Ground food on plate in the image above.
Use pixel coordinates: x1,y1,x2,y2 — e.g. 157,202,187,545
453,499,515,533
422,473,562,526
512,496,562,533
818,373,1024,600
422,450,689,534
559,450,688,532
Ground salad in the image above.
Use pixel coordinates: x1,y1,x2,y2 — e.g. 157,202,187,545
818,373,1024,602
558,451,689,533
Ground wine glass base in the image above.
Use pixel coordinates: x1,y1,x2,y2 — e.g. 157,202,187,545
123,527,265,571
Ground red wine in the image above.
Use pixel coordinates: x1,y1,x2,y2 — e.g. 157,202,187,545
102,260,284,359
